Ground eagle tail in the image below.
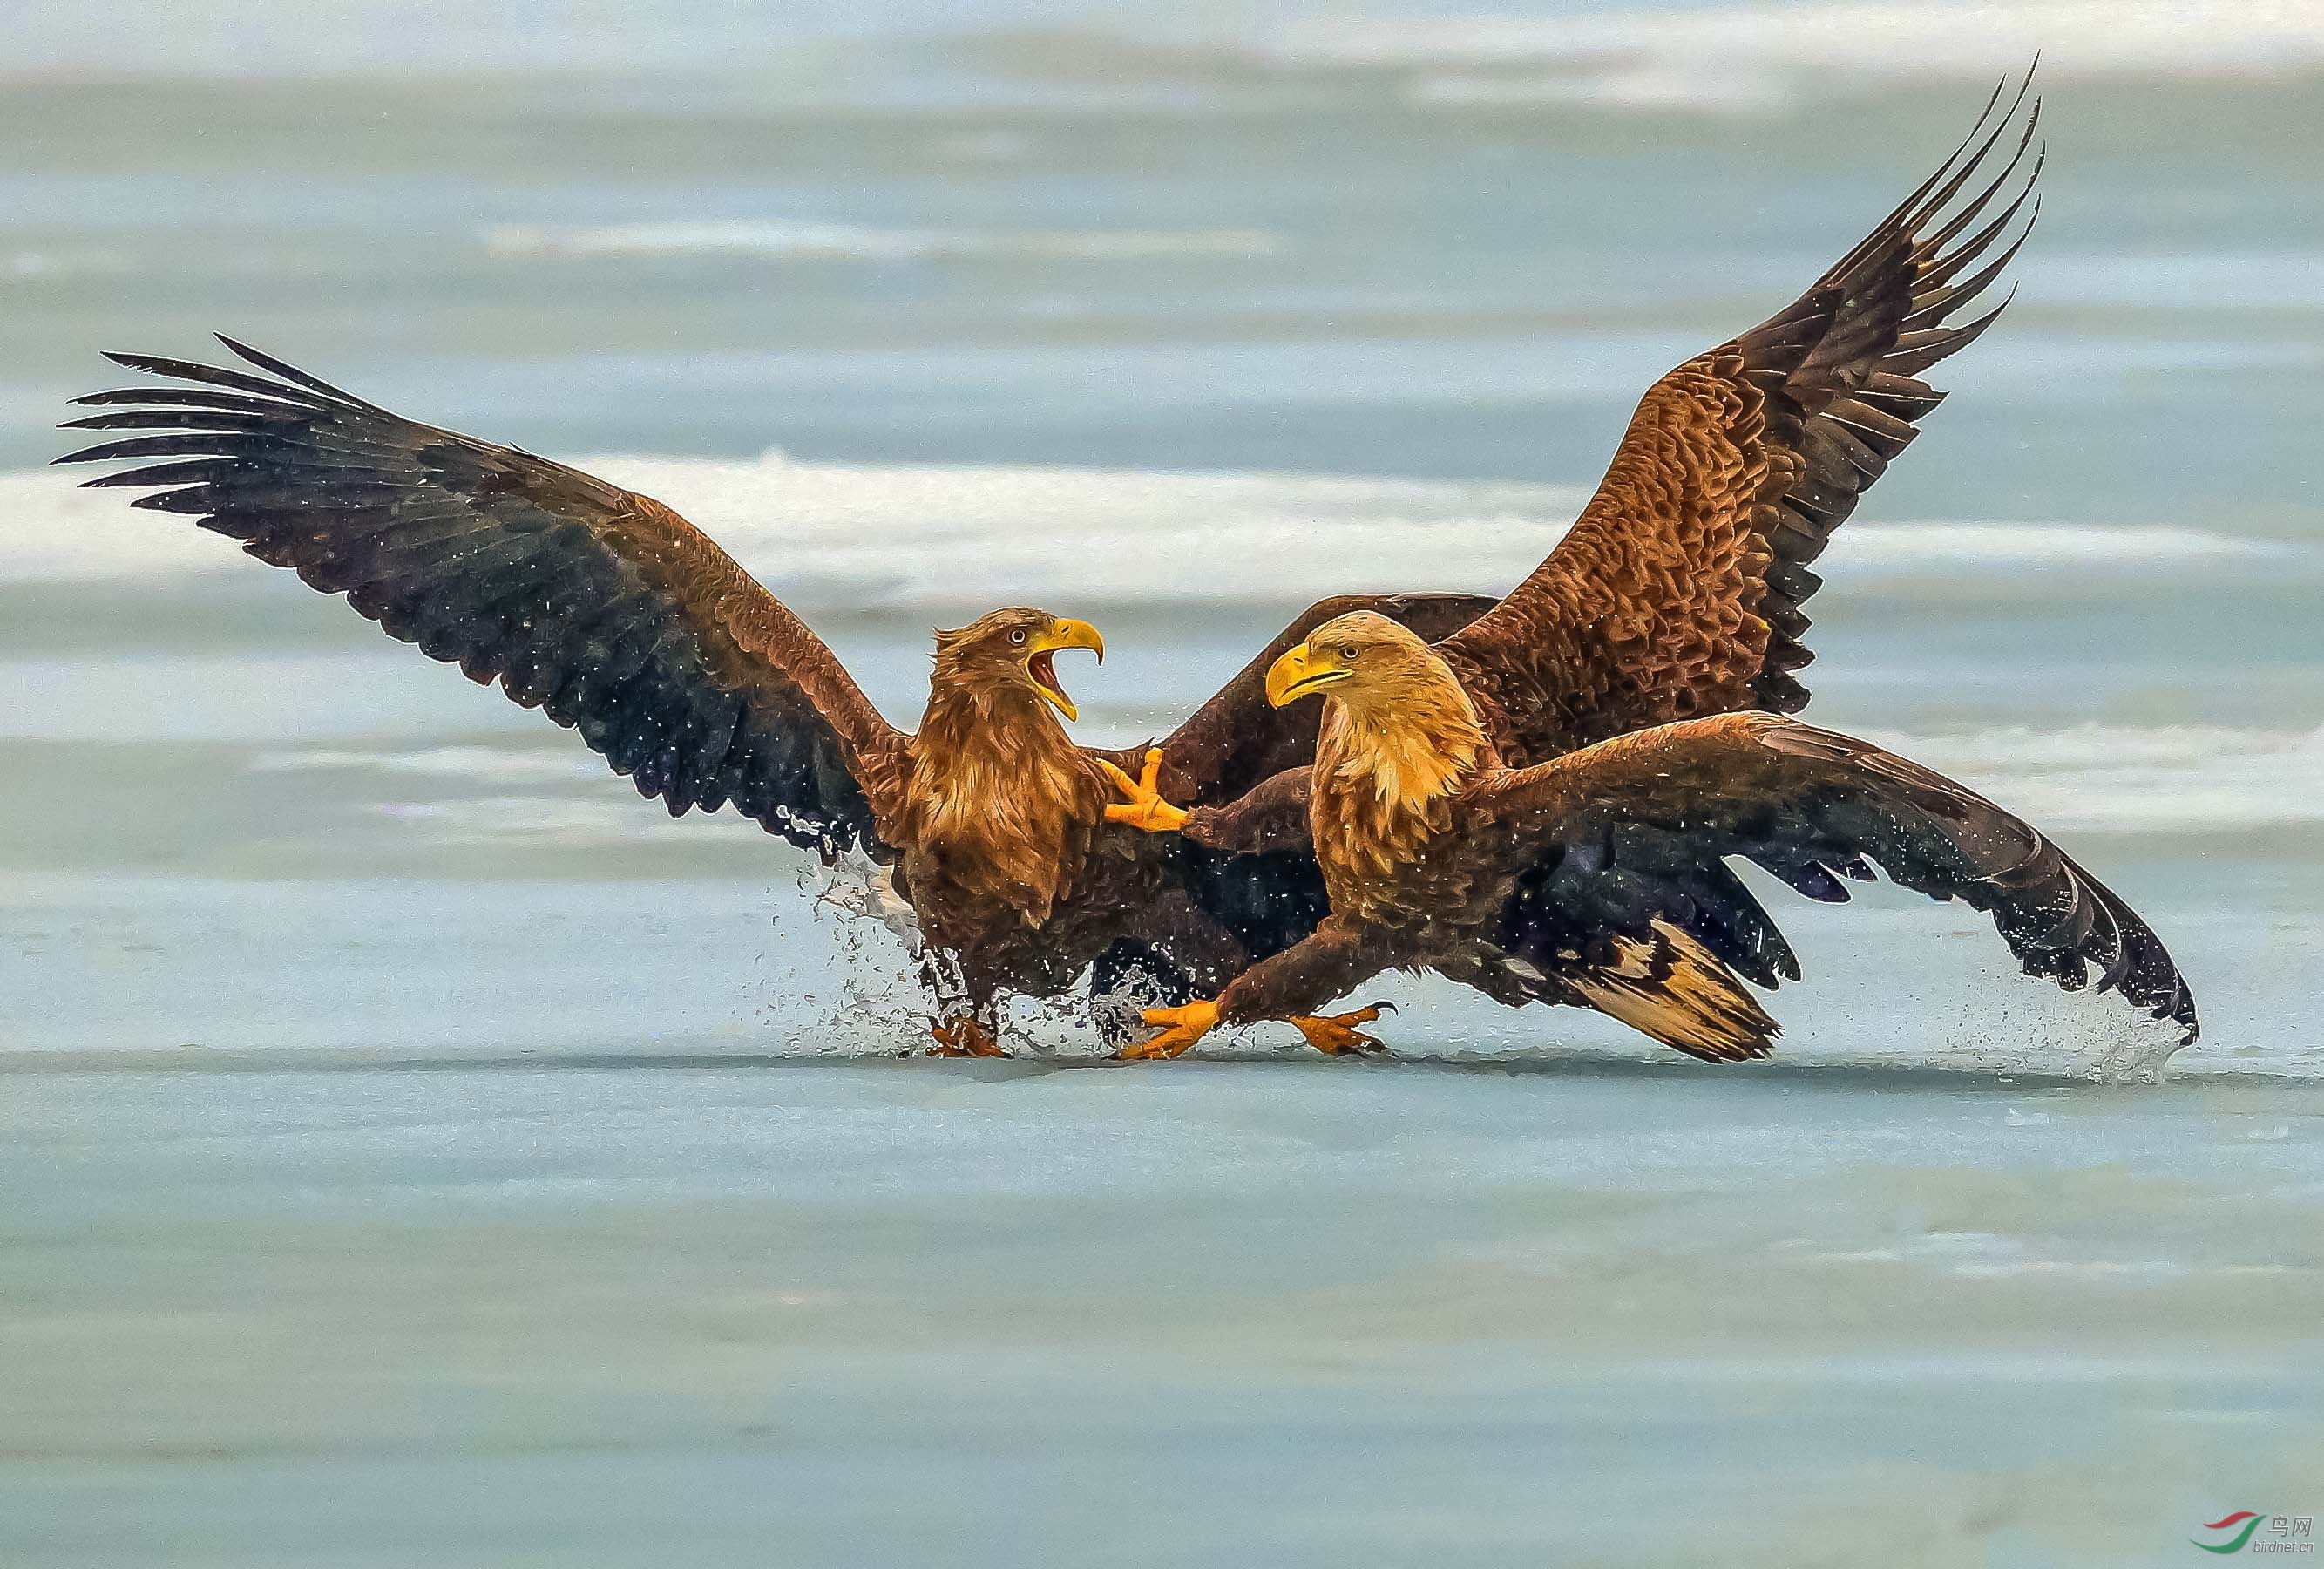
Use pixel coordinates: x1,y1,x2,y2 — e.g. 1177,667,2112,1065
1567,921,1780,1063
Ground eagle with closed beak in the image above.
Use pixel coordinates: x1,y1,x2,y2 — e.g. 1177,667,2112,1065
1091,78,2196,1056
1103,612,2197,1058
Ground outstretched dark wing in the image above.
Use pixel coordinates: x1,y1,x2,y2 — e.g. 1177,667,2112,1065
1478,713,2199,1043
57,338,908,856
1093,592,1497,810
1442,75,2042,761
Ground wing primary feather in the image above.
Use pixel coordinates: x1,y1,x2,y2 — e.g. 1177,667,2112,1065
58,409,281,433
79,458,247,490
58,343,904,853
1819,72,2013,282
1901,214,2037,332
1914,153,2043,290
54,433,264,465
1907,114,2043,267
71,385,312,415
1884,287,2017,377
99,351,337,407
213,334,385,411
1897,76,2039,240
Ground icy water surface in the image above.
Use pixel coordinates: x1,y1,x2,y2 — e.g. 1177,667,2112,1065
3,1,2322,1562
3,1057,2320,1568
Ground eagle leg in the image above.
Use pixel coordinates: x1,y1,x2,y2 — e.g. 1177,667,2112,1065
925,1016,1007,1058
1099,748,1189,834
1116,999,1220,1060
1287,1002,1394,1057
919,949,1007,1057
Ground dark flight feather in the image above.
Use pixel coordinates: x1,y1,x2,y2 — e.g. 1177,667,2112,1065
1484,714,2199,1043
1440,71,2043,758
56,337,906,856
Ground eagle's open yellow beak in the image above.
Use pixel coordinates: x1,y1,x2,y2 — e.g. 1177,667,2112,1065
1265,642,1352,708
1026,617,1103,722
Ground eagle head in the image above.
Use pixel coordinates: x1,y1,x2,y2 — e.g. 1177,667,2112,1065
932,608,1105,722
1265,610,1453,716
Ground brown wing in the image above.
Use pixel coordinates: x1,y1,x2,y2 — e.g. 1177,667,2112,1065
1477,713,2199,1043
1442,76,2042,761
1094,591,1498,809
56,338,908,856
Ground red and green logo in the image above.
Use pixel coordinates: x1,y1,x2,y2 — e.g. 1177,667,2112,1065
2194,1512,2266,1554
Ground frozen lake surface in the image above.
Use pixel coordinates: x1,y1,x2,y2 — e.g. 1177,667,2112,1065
6,2,2324,1561
3,1056,2320,1568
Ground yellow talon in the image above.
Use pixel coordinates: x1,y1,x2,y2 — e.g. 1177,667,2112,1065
926,1017,1007,1057
1115,998,1220,1060
1288,1002,1393,1057
1100,746,1189,834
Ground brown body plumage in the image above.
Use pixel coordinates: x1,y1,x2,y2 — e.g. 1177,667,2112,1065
59,77,2070,1056
53,339,1497,1053
898,621,1114,925
1311,683,1493,912
1280,626,1820,1058
1115,614,2198,1061
1101,77,2149,1061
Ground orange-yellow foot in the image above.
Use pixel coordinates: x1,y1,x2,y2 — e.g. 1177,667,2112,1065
1099,748,1189,834
1115,999,1220,1061
926,1017,1007,1057
1288,1002,1394,1057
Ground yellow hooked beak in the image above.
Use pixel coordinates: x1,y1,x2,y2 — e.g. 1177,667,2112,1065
1264,642,1352,708
1026,617,1103,722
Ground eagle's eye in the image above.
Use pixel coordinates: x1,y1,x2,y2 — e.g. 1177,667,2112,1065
1338,645,1359,662
1008,628,1028,647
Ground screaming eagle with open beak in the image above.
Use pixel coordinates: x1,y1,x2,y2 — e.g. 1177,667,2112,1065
53,337,1494,1054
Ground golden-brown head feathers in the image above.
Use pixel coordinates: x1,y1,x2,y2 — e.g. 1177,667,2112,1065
1279,612,1494,899
1276,612,1490,805
1266,611,1456,716
930,607,1104,723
